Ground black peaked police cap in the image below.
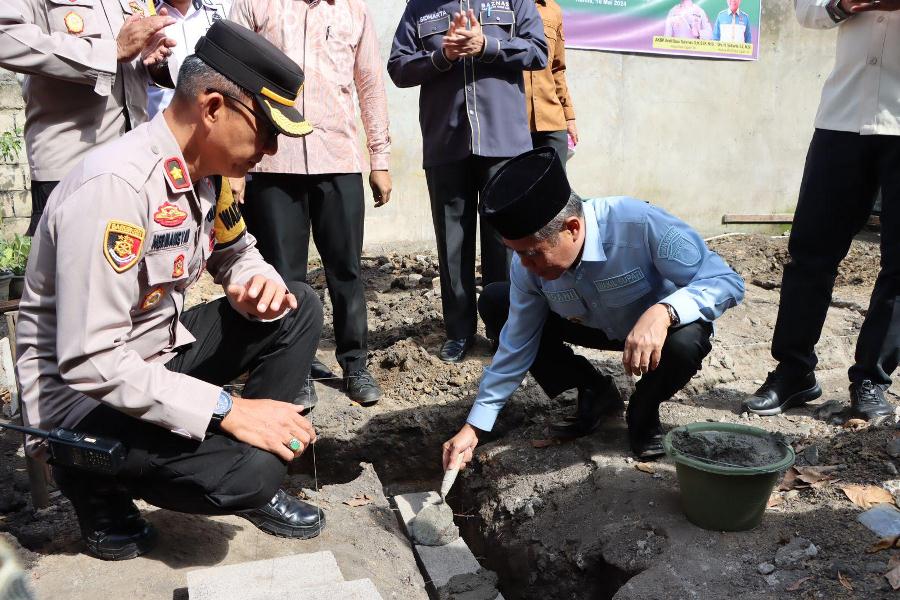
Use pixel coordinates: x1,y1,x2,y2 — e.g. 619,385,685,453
479,147,572,240
194,19,312,138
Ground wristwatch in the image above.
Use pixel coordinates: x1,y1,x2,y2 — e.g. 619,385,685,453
661,303,680,328
208,390,233,432
826,0,852,23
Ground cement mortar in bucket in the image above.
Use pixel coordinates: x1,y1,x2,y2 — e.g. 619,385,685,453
663,422,795,532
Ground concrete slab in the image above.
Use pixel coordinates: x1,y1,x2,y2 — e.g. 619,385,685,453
187,551,344,600
295,578,384,600
393,492,503,599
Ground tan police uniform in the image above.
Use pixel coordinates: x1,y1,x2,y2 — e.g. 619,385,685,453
0,0,153,181
15,111,283,455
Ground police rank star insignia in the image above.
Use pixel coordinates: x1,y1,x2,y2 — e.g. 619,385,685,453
141,287,164,310
104,220,145,273
165,157,190,190
172,254,185,278
64,12,84,35
153,202,188,227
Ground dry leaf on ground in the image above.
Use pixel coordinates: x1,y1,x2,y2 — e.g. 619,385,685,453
779,465,840,491
886,564,900,591
785,576,812,592
778,468,798,491
766,493,783,509
867,536,900,553
840,485,894,510
343,493,373,507
635,462,655,474
838,572,854,592
531,439,561,449
842,418,869,431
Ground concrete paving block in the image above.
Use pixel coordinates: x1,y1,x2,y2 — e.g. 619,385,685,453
187,551,344,600
394,493,503,599
294,578,383,600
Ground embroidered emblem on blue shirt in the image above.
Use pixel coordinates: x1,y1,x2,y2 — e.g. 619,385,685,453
593,268,645,292
544,288,580,303
658,227,701,266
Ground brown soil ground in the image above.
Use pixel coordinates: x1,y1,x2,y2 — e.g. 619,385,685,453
2,233,897,599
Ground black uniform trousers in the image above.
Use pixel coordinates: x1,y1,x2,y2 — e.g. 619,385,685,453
479,282,713,425
242,172,368,375
531,131,568,167
772,129,900,386
59,281,323,516
425,156,512,340
27,181,59,236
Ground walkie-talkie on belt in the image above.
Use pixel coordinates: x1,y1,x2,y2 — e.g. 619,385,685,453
0,422,126,475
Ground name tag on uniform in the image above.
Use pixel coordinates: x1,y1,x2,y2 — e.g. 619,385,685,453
544,288,580,303
593,268,644,292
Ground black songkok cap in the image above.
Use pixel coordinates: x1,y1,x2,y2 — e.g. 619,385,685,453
479,147,571,240
194,19,312,138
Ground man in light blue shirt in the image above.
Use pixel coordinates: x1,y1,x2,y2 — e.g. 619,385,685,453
442,148,745,464
712,0,752,44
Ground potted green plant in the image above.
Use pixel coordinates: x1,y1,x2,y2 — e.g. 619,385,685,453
0,234,30,300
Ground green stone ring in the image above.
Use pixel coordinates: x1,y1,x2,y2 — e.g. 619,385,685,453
288,438,302,452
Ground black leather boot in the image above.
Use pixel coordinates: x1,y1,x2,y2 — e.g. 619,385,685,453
743,370,821,416
239,489,325,539
549,375,623,438
850,380,894,420
54,468,157,561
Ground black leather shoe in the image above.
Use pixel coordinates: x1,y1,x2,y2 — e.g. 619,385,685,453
439,337,472,363
743,370,821,416
239,489,325,539
294,381,318,413
345,368,382,406
629,424,666,460
850,380,894,420
549,379,623,438
310,358,336,381
54,468,157,561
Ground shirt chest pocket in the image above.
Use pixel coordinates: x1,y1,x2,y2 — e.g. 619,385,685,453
417,15,450,52
594,269,652,308
143,250,190,290
47,0,101,38
544,288,588,320
480,9,515,41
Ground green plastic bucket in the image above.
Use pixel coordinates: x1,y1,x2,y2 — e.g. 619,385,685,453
663,422,795,532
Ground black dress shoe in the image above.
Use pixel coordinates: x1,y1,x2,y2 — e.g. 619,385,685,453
439,337,473,363
629,424,666,460
54,468,157,561
743,370,821,416
345,368,382,406
294,381,319,413
850,380,894,420
310,358,336,381
239,489,325,539
549,379,623,438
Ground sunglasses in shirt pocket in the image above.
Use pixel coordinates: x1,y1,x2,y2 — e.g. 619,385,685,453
417,14,451,52
479,9,515,41
47,0,101,38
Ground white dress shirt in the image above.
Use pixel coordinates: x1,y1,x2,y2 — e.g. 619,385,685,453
147,0,232,117
795,0,900,135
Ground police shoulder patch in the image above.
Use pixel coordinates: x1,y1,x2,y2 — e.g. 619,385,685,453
104,220,145,273
213,178,247,249
657,226,701,267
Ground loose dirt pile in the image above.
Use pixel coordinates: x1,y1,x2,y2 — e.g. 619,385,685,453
670,429,787,468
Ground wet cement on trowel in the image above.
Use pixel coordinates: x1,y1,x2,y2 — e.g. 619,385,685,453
671,429,785,468
409,501,459,546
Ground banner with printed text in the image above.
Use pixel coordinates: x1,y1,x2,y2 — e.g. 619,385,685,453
558,0,761,61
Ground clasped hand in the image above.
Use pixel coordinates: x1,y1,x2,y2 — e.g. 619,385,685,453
442,10,486,61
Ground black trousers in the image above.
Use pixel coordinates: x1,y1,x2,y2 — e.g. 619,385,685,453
242,172,368,374
772,129,900,386
531,131,568,167
27,180,59,236
61,281,323,515
479,282,713,424
425,156,511,339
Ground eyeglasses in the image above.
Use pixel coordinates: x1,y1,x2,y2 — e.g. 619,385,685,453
207,88,279,143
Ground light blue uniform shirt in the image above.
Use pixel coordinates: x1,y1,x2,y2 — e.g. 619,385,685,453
466,197,745,431
712,9,752,43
